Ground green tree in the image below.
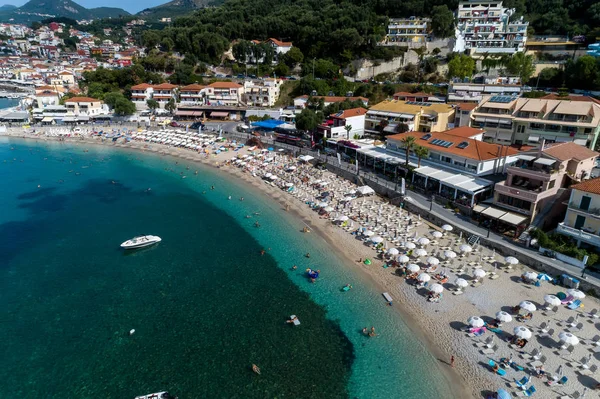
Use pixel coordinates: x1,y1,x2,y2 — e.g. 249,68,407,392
233,40,252,63
413,145,429,167
400,135,416,167
165,98,176,114
431,5,455,38
411,46,428,82
447,54,476,80
274,62,290,77
282,47,304,67
142,31,160,49
104,92,136,115
344,124,352,140
505,52,535,84
146,99,159,110
161,37,175,52
295,108,320,131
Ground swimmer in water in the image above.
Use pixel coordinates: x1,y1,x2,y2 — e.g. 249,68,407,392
211,186,215,190
254,221,260,227
292,265,297,270
240,197,244,201
305,253,310,258
245,215,252,218
228,195,232,200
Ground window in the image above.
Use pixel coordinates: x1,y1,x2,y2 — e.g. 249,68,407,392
548,180,555,189
580,196,591,211
574,214,586,229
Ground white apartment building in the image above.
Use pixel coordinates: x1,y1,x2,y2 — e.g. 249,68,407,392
243,78,281,107
454,0,528,55
317,108,368,139
179,84,206,105
471,95,600,149
206,82,244,106
448,80,523,103
382,17,430,47
130,83,153,110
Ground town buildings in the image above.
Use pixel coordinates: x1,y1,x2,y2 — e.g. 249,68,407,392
206,81,244,106
382,17,431,47
557,178,600,248
151,83,178,108
293,95,369,110
447,79,523,103
130,83,154,109
179,84,206,105
317,107,368,139
454,0,529,55
243,79,281,107
365,100,455,134
471,95,600,150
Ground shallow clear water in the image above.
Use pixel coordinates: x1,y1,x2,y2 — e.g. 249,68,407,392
0,138,453,398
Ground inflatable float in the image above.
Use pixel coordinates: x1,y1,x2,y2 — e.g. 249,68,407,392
306,268,319,279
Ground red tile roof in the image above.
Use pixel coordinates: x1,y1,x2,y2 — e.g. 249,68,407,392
131,83,152,90
439,126,484,138
209,81,242,89
330,107,368,119
267,38,292,47
450,102,478,111
64,96,100,103
542,142,599,161
180,84,206,91
152,83,177,90
541,94,600,105
571,177,600,195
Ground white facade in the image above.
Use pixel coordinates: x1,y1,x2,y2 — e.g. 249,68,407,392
454,0,528,55
382,17,430,47
243,79,281,107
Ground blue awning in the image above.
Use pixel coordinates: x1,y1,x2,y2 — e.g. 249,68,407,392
252,119,285,129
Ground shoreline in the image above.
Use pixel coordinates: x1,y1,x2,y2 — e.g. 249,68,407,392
2,131,475,398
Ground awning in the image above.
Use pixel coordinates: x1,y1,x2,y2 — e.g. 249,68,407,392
41,116,54,122
481,207,507,219
534,158,556,166
413,166,493,194
473,116,486,122
384,125,396,133
573,139,587,145
176,110,195,116
485,118,499,123
192,111,204,117
499,212,528,226
77,116,90,121
516,154,536,161
473,204,489,213
62,117,77,122
496,131,512,140
528,135,540,142
210,111,229,118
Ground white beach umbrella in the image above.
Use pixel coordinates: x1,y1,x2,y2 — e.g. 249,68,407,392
523,271,538,280
426,257,440,266
429,283,444,294
505,256,519,265
264,173,273,178
431,231,443,238
337,215,349,222
397,255,410,263
341,196,354,202
514,326,532,339
363,230,375,237
407,264,420,273
455,278,469,288
402,242,416,250
441,224,453,232
567,289,586,299
269,175,278,180
387,248,400,256
285,182,294,187
459,244,472,253
473,269,487,278
371,236,384,243
324,206,335,212
444,250,457,259
417,237,430,246
495,311,513,323
468,316,485,328
417,273,431,282
318,202,329,208
519,301,537,312
414,248,428,257
559,332,580,346
544,295,561,306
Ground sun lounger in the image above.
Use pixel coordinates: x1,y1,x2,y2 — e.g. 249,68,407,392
514,375,529,389
515,386,536,397
488,359,507,376
567,300,581,310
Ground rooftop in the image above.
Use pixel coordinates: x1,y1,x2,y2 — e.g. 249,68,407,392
209,81,242,89
180,84,206,91
64,96,100,103
369,100,454,115
131,83,152,90
571,178,600,195
330,107,368,119
542,142,599,162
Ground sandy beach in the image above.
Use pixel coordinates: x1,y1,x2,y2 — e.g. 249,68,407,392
4,128,600,399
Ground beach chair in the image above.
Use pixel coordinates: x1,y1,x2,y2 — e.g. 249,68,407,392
547,375,568,386
561,316,575,327
513,375,530,389
558,345,575,358
583,334,600,346
515,386,536,397
488,359,507,376
481,344,498,355
521,348,539,360
528,356,546,368
543,306,558,316
587,308,599,319
579,364,597,376
568,322,584,333
568,300,582,310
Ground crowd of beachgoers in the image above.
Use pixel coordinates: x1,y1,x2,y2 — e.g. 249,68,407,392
5,126,600,399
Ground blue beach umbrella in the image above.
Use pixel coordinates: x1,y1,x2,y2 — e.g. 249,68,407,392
268,147,274,151
537,273,552,281
497,389,512,399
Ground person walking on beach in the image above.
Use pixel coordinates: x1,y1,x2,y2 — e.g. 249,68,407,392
450,355,455,368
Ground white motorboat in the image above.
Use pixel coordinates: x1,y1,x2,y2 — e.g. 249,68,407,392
120,235,162,249
134,392,177,399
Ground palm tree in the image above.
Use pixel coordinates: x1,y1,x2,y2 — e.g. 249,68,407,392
344,124,352,140
400,136,416,167
413,145,429,167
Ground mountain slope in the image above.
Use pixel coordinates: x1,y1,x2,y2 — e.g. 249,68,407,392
0,0,129,22
137,0,222,20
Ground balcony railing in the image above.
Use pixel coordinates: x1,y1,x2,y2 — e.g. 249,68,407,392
568,203,600,218
507,165,554,181
495,182,540,202
557,223,600,246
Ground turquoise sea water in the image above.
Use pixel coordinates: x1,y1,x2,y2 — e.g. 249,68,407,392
0,138,454,398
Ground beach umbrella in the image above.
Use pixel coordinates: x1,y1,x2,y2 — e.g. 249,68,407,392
459,244,472,253
371,236,384,244
444,250,457,259
430,283,444,294
523,271,538,280
407,264,420,273
519,301,537,312
264,173,273,178
537,273,552,281
426,257,440,266
397,255,410,264
363,230,374,237
285,182,294,187
473,269,486,278
513,326,532,339
402,242,416,250
455,278,469,288
496,389,512,399
387,248,400,256
341,196,354,202
269,175,278,180
567,289,586,299
414,248,428,257
559,331,580,346
468,316,485,328
505,256,519,265
441,224,453,232
544,294,561,306
324,206,334,212
495,311,513,323
431,231,443,238
417,237,430,246
417,273,431,282
363,259,372,265
337,215,349,222
318,201,328,208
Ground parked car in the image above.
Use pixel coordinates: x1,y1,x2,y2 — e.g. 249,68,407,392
190,121,204,130
170,121,184,128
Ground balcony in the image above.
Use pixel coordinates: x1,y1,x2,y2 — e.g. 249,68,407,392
568,203,600,219
557,223,600,247
495,182,556,202
507,165,554,181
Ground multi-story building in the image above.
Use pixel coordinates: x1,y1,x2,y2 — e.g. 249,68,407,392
472,95,600,149
243,78,281,107
492,142,598,222
64,96,105,116
382,17,430,47
365,100,455,134
317,107,368,139
205,82,244,106
447,80,523,103
454,0,528,55
293,95,369,110
179,84,206,105
452,103,478,127
131,83,154,110
152,83,178,108
557,178,600,248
